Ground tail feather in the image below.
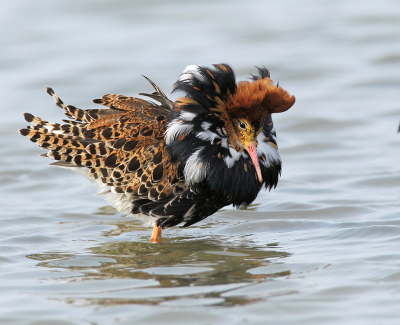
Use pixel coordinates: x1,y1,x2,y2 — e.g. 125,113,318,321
46,86,95,123
46,86,121,123
139,75,174,112
23,113,91,139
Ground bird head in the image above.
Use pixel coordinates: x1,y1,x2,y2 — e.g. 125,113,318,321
212,75,295,182
167,64,295,186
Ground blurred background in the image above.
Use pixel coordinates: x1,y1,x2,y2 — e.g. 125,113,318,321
1,1,400,324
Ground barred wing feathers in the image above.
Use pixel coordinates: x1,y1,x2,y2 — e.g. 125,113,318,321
19,80,185,221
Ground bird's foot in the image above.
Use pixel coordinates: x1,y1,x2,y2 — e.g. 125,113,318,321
150,224,162,243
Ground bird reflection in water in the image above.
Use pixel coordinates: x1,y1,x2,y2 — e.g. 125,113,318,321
27,220,290,307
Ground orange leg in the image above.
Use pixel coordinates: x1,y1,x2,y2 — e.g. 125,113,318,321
150,223,162,243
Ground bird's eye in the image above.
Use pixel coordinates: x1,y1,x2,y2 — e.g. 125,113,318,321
238,121,247,130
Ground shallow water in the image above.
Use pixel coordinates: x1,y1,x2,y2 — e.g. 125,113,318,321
1,0,400,324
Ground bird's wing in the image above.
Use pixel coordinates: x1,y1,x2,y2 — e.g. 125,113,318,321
19,84,185,214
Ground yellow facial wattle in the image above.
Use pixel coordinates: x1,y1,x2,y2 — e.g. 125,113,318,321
236,121,263,183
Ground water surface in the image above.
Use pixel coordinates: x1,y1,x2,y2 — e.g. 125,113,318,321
1,1,400,324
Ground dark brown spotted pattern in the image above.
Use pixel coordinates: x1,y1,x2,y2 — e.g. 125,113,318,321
19,80,185,205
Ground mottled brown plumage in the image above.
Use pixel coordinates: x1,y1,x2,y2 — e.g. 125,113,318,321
21,83,185,204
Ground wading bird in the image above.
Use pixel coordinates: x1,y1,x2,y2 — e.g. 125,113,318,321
19,64,295,242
